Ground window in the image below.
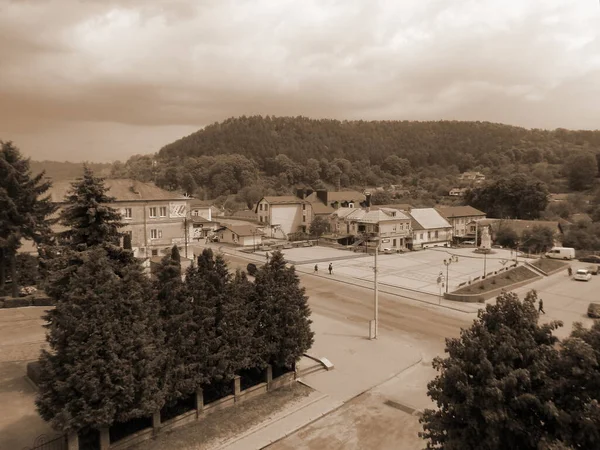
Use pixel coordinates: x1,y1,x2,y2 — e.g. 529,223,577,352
259,204,263,211
427,232,431,239
265,204,268,211
149,207,157,218
392,225,397,232
123,208,132,219
192,210,199,216
151,249,158,256
435,231,439,239
159,206,167,217
150,229,162,239
302,204,306,211
259,216,263,222
420,233,424,239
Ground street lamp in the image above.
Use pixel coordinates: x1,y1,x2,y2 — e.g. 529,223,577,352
369,236,389,340
443,255,459,294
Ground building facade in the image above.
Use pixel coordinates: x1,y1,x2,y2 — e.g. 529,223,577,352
435,206,486,240
216,224,263,247
408,208,453,249
48,179,193,258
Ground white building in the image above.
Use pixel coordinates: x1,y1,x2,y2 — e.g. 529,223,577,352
216,224,263,247
408,208,453,249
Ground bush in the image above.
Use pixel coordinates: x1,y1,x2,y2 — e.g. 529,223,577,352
109,416,153,443
246,263,258,276
160,394,195,423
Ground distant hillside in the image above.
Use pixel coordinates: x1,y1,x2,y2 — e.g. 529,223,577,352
29,161,112,181
157,116,600,168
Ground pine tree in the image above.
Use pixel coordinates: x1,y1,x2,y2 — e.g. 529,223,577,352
154,246,198,403
253,250,314,369
0,141,56,297
36,248,166,432
58,166,123,249
223,270,254,373
420,291,563,450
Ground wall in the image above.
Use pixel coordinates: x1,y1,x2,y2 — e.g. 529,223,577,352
378,221,411,248
411,228,451,249
270,204,303,236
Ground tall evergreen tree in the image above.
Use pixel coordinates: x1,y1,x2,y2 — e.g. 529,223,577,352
420,291,563,450
0,141,56,297
58,166,123,248
36,248,166,432
154,246,199,403
253,251,314,369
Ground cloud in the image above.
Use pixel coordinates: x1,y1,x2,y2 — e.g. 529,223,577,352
0,0,599,161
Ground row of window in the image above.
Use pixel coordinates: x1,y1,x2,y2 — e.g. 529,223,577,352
122,207,169,219
258,203,269,211
123,229,163,240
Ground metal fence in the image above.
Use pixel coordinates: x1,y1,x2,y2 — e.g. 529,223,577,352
22,434,67,450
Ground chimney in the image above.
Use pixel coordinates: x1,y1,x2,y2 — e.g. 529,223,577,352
365,193,372,212
316,189,328,205
296,188,306,199
305,188,314,198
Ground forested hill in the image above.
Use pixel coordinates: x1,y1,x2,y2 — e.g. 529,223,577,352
158,116,600,168
29,161,112,180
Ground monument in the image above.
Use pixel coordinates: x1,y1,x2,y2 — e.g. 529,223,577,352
480,225,492,251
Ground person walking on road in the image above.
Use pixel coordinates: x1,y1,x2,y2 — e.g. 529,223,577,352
314,264,318,274
568,266,573,277
539,299,546,315
328,263,333,275
265,252,269,262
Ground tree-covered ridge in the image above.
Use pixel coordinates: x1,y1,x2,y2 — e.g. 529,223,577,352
158,116,600,168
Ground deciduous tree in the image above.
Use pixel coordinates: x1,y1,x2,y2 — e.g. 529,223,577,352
420,291,562,449
309,216,329,237
565,153,597,191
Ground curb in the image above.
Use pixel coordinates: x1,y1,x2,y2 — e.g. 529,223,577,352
215,390,332,449
259,352,424,449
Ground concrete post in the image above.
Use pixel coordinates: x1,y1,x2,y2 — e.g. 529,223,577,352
152,410,161,434
67,431,79,450
233,375,241,402
266,364,273,391
99,427,110,450
196,388,204,418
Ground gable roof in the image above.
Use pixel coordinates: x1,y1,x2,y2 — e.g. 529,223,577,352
371,204,413,212
262,196,303,205
218,224,262,237
358,209,410,223
47,179,189,203
309,201,335,215
435,206,486,219
408,208,452,230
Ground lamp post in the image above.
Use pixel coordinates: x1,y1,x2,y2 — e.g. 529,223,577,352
369,236,389,340
443,255,459,294
483,251,487,278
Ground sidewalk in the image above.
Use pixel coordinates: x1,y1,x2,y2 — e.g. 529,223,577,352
215,313,423,450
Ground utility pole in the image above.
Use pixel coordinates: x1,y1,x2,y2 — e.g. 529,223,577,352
483,251,487,278
370,237,388,340
184,216,188,259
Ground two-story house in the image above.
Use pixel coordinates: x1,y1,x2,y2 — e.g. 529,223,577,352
330,207,412,250
48,179,193,258
255,189,365,238
435,206,486,241
407,208,453,249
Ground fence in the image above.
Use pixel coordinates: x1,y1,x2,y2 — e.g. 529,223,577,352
65,363,295,450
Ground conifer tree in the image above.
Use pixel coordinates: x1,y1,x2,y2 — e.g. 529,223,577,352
154,246,198,403
0,141,56,296
58,166,123,248
36,248,166,432
253,250,314,369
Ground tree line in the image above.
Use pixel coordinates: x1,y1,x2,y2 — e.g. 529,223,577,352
0,149,314,436
421,291,600,450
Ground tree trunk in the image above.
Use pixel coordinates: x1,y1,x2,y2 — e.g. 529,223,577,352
10,252,18,298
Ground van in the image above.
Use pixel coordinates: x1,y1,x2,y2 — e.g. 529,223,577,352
545,247,576,260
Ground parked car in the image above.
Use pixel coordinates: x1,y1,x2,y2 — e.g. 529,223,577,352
588,265,600,275
579,255,600,263
382,247,394,254
574,268,592,281
588,303,600,318
463,240,476,245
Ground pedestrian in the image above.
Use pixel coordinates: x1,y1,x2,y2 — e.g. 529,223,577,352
314,264,318,273
328,263,333,275
568,266,572,277
266,252,269,262
539,299,545,315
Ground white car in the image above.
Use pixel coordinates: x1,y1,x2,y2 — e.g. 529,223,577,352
574,269,592,282
382,247,394,254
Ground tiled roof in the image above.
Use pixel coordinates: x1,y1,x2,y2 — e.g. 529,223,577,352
220,224,263,237
435,206,486,218
358,209,410,223
263,196,304,205
47,178,189,203
371,204,413,212
408,208,452,230
232,210,258,219
305,191,366,204
309,201,335,215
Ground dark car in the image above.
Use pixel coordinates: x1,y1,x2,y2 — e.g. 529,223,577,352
579,255,600,263
246,263,258,276
588,303,600,318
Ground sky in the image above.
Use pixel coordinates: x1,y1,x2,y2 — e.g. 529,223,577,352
1,0,599,162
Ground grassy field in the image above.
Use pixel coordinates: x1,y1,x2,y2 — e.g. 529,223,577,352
530,258,569,273
454,266,539,295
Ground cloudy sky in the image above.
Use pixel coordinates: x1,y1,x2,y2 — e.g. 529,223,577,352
1,0,599,162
